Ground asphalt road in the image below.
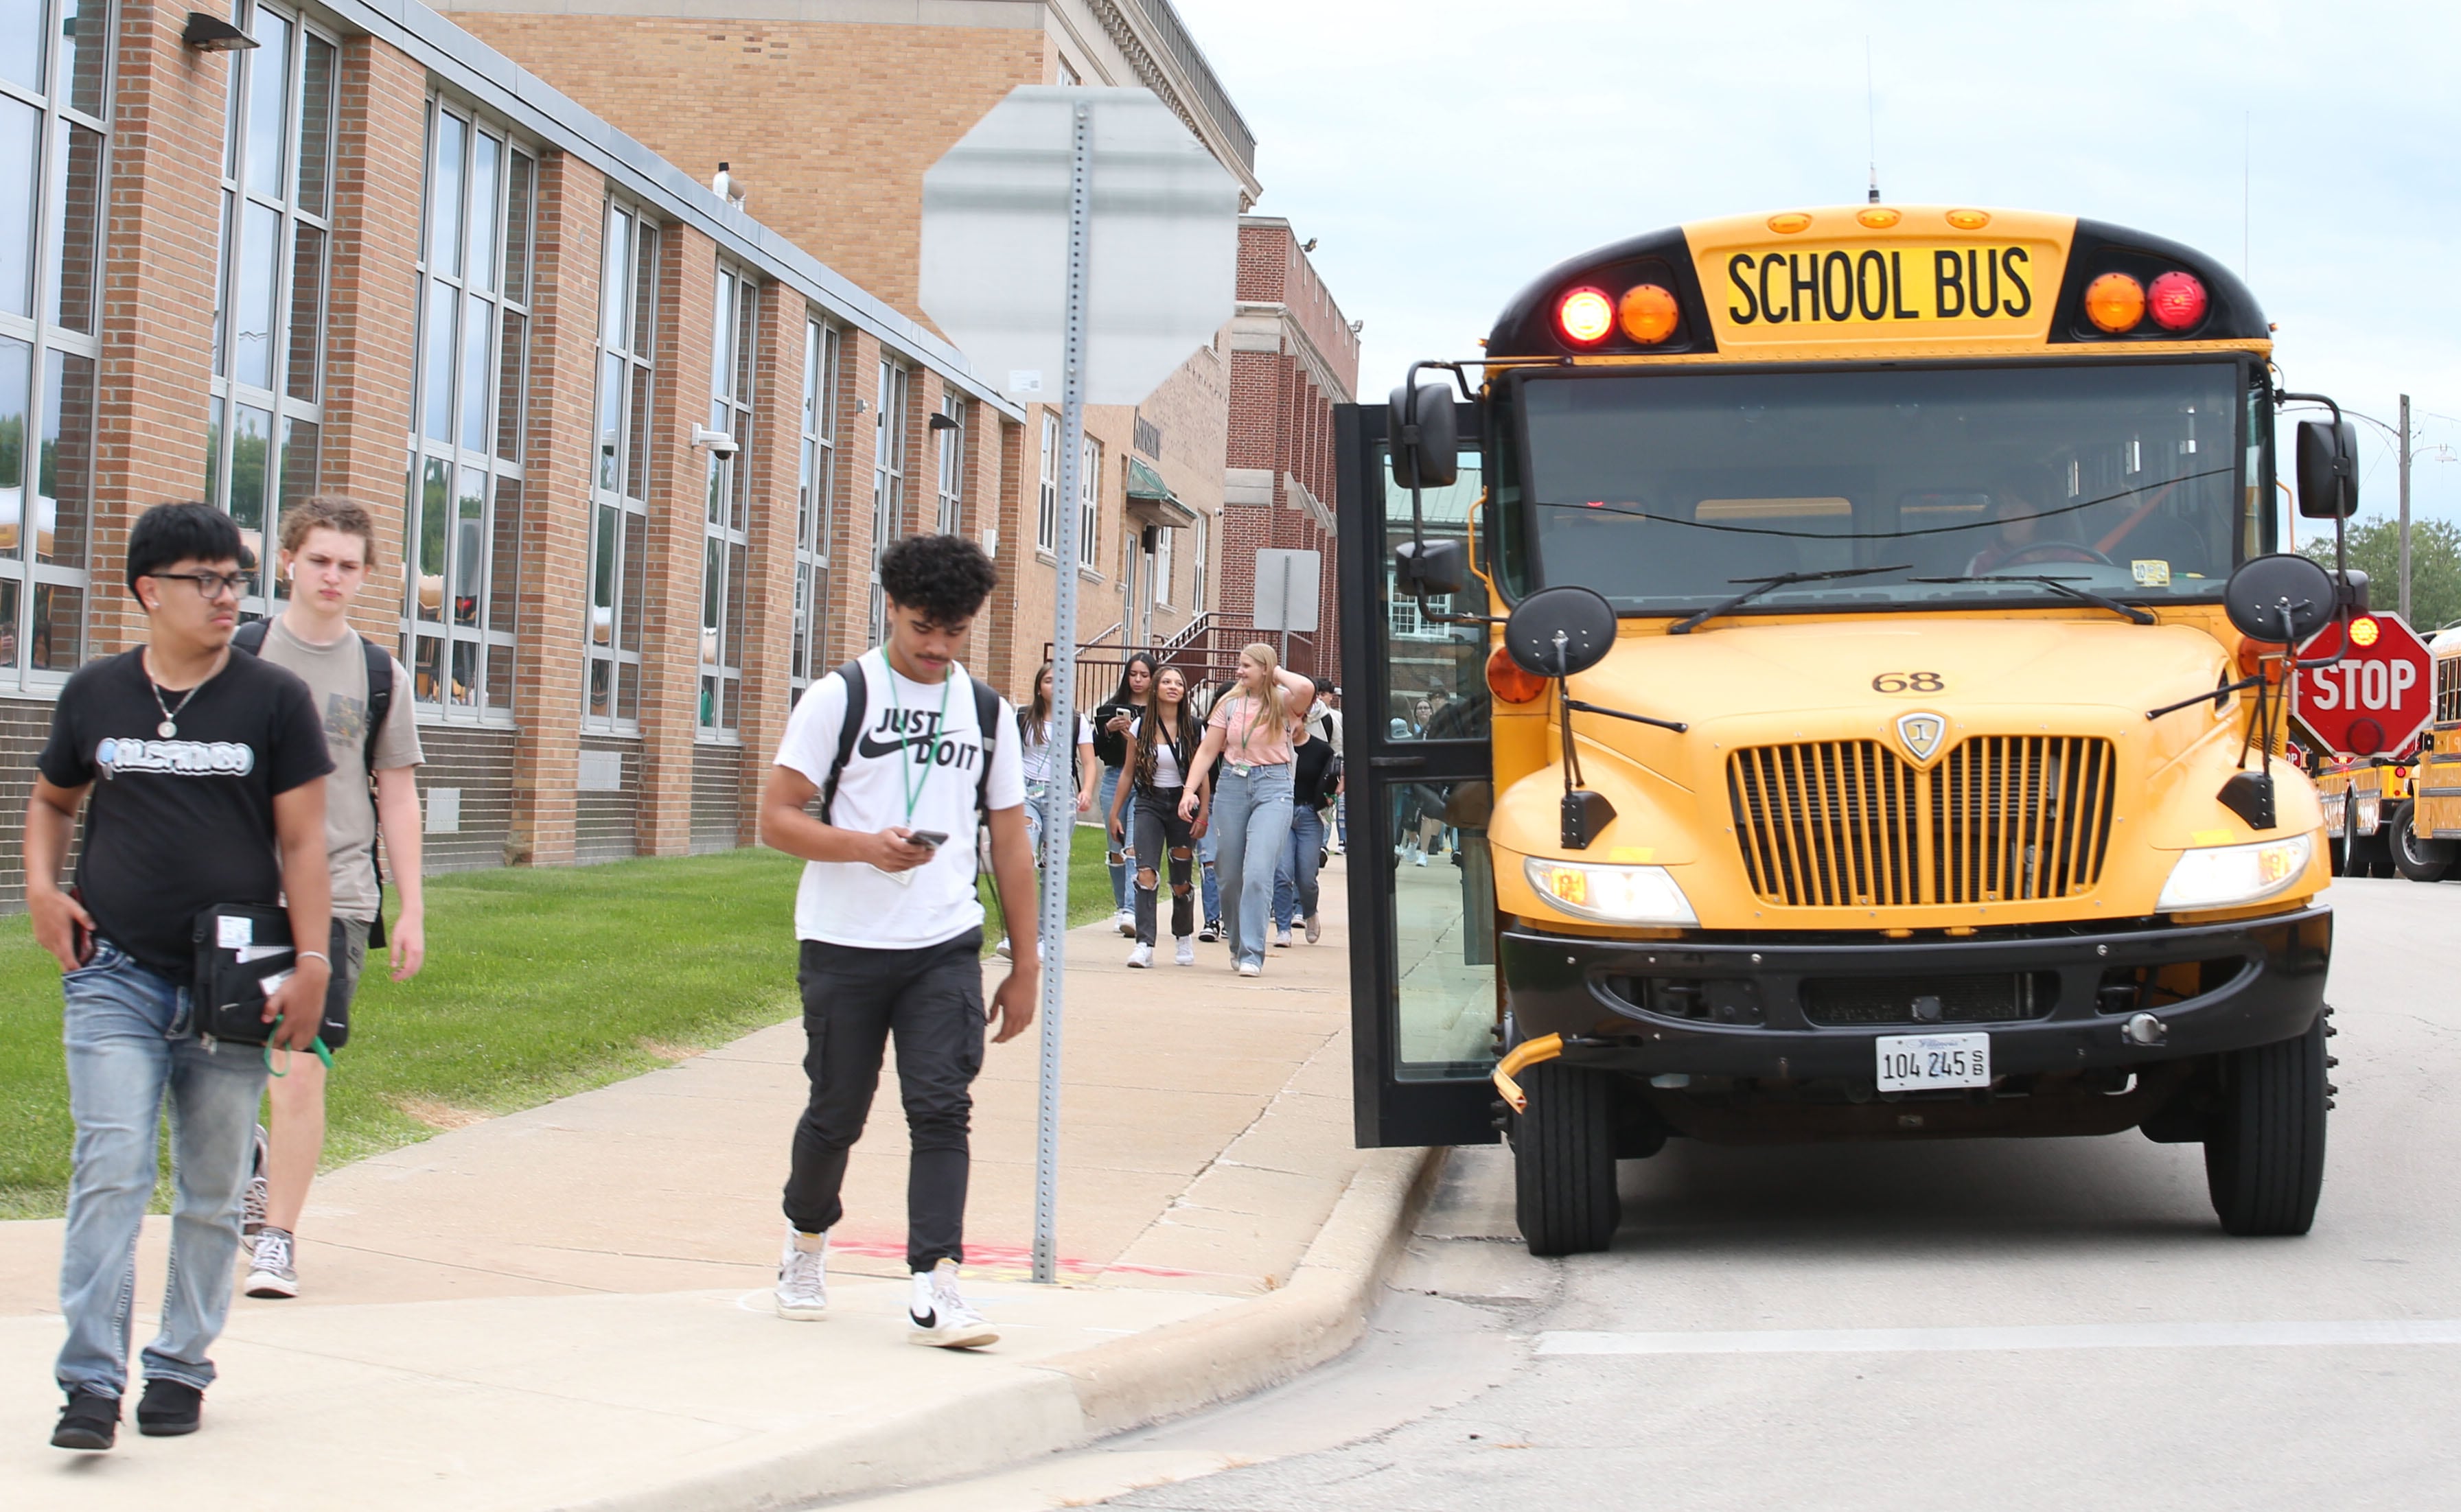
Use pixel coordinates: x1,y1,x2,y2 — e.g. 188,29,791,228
1063,877,2461,1512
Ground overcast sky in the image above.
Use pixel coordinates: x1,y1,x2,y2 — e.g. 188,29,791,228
1175,0,2461,529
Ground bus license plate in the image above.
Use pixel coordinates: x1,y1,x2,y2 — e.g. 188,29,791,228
1875,1033,1990,1093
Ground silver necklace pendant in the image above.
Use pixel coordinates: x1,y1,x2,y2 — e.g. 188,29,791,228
158,720,177,738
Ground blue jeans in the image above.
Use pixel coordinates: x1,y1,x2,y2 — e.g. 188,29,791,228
1096,766,1130,911
1211,763,1295,968
1273,804,1327,931
1199,826,1221,924
56,940,266,1398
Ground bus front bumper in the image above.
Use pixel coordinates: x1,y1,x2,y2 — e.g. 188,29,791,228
1499,907,2331,1082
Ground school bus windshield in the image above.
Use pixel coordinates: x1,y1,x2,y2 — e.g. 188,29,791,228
1514,360,2261,615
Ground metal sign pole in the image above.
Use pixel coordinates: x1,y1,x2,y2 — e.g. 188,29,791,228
1032,100,1094,1286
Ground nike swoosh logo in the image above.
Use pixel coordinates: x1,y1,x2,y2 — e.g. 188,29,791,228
857,733,940,759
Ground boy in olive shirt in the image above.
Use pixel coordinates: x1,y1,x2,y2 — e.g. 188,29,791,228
239,498,426,1299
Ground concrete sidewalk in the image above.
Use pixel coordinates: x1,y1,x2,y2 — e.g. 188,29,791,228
0,856,1429,1509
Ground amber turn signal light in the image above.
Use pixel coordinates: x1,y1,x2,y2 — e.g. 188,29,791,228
2085,272,2147,333
1766,212,1812,234
1617,283,1680,345
1856,207,1901,229
1488,643,1549,705
1945,209,1991,230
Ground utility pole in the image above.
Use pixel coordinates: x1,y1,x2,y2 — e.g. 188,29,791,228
2400,393,2413,621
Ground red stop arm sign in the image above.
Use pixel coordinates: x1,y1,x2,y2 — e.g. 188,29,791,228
2294,612,2433,757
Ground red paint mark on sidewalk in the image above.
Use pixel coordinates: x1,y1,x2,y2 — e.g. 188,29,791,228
826,1233,1198,1281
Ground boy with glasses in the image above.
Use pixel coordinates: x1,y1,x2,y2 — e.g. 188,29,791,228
27,503,334,1450
235,496,426,1299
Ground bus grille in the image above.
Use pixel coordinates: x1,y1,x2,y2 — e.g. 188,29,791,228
1727,736,2116,907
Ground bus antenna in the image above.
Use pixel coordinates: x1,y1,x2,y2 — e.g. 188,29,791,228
1864,38,1880,203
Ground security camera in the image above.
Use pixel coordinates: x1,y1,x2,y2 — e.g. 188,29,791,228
692,425,739,457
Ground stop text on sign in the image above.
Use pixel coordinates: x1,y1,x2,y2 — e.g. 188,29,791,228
2302,657,2416,714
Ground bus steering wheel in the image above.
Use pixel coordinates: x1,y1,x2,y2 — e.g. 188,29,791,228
1996,540,2115,569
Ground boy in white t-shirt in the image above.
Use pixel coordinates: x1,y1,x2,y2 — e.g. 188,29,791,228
756,535,1037,1347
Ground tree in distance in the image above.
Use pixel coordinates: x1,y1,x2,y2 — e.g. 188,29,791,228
2303,515,2461,635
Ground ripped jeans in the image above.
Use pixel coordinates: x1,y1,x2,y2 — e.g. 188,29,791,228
1130,786,1198,946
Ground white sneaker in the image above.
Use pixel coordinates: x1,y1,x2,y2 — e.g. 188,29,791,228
1175,935,1195,966
1304,914,1321,944
776,1229,829,1320
1237,961,1262,978
995,936,1012,959
1413,850,1429,867
908,1260,998,1348
1114,909,1136,936
1273,927,1293,948
1126,942,1153,968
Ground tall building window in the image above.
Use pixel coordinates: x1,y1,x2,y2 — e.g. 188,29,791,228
584,201,658,728
791,316,840,696
1077,434,1100,571
205,1,334,606
404,99,533,717
1190,512,1207,612
1154,519,1172,607
698,261,755,736
866,358,908,644
934,394,965,537
1035,413,1058,554
0,0,106,686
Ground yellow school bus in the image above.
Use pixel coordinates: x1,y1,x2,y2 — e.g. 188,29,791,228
1338,205,2357,1254
2384,631,2461,880
2313,756,2405,876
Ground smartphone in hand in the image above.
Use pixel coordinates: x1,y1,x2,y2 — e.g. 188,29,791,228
905,830,950,852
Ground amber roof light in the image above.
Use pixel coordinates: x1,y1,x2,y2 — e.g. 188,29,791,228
2084,272,2147,333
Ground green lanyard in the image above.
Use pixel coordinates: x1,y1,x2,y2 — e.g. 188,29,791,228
884,662,953,825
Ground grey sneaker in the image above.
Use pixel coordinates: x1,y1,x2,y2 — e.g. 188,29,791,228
776,1228,829,1320
1304,913,1321,944
244,1226,298,1299
242,1125,268,1236
1273,927,1293,949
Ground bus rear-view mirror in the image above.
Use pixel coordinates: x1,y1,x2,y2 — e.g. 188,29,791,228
1388,382,1459,489
2222,553,2337,644
1394,538,1467,598
2296,417,2359,519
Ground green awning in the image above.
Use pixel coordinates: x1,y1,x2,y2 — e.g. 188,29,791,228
1125,456,1176,502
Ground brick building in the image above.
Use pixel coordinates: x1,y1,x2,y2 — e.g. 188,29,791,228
430,0,1264,696
0,0,1045,901
1219,216,1359,686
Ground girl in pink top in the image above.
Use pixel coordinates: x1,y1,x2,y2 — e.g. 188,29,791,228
1181,643,1315,975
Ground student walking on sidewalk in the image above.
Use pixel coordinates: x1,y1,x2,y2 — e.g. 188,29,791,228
1180,644,1315,977
27,503,334,1452
1271,715,1340,948
1107,664,1207,968
1091,653,1156,936
757,534,1037,1348
234,497,427,1300
1003,661,1096,961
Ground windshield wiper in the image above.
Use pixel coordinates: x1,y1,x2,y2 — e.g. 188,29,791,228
1668,563,1913,635
1910,574,2156,625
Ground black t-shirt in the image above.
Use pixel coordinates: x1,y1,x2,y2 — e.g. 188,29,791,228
1291,737,1339,810
38,649,334,984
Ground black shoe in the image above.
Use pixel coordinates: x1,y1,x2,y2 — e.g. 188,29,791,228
135,1379,203,1437
1198,920,1221,942
51,1391,118,1451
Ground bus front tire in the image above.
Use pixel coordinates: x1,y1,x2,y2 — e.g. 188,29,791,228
1511,1062,1620,1257
2390,802,2456,883
2204,1015,2329,1237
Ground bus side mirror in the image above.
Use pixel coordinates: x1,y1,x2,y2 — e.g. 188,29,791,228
2222,553,2337,644
2335,567,2370,612
1395,538,1467,597
1388,382,1459,490
2296,418,2359,519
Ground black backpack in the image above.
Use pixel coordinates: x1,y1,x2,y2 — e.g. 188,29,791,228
233,619,397,947
816,658,1003,827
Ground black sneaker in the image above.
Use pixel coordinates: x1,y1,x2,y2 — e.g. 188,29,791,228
51,1391,118,1451
135,1379,203,1437
1198,919,1221,942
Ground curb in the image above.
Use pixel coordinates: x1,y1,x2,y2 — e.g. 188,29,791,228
558,1145,1446,1512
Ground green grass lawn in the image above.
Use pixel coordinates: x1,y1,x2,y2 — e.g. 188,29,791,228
0,824,1119,1219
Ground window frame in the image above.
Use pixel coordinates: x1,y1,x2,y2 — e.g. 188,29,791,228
867,356,909,644
401,94,533,723
696,259,756,740
935,393,965,537
0,0,109,690
204,0,336,618
581,198,660,732
1077,433,1100,574
1037,412,1059,557
791,315,841,697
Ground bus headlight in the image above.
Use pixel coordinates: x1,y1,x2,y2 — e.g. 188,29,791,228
1525,859,1698,926
2155,834,2315,912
